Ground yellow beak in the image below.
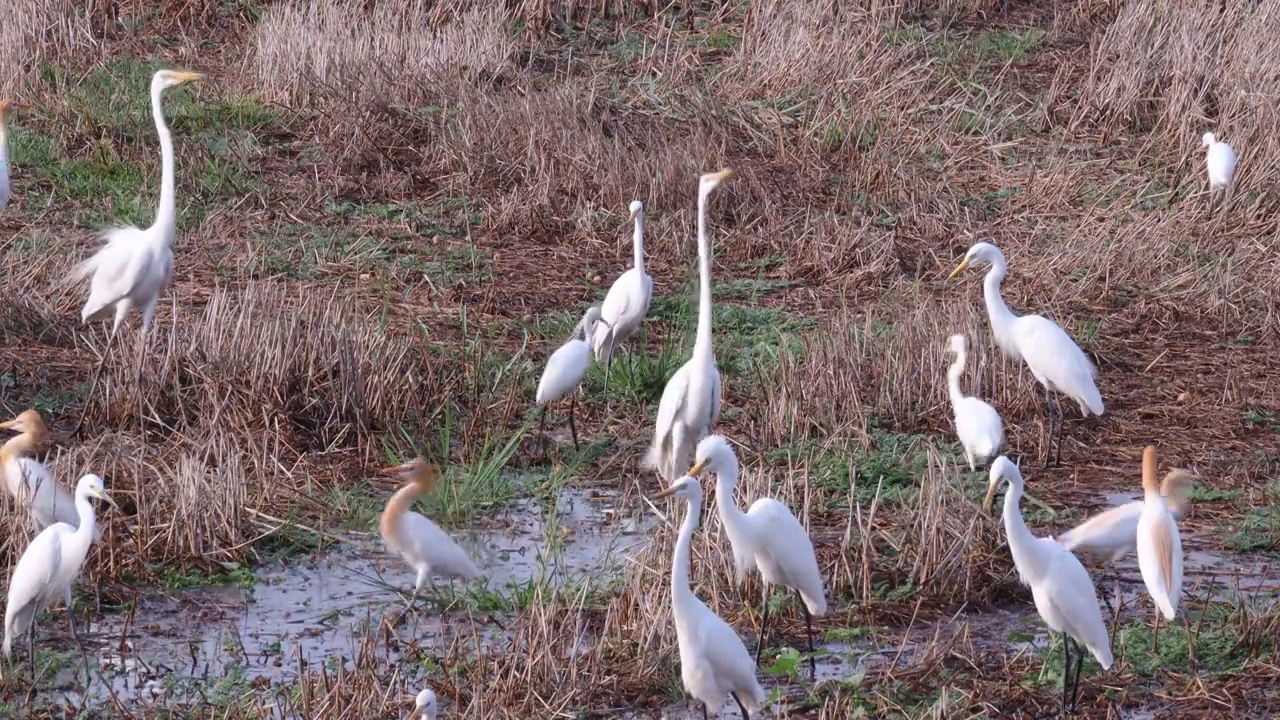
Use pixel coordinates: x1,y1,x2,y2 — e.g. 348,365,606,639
948,257,971,279
173,70,204,83
97,490,121,511
652,485,679,500
687,460,707,477
982,483,998,514
709,168,733,183
408,709,426,720
0,418,18,431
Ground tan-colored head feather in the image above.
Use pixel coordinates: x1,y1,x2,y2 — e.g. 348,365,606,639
1141,445,1158,494
378,458,440,545
1161,469,1194,515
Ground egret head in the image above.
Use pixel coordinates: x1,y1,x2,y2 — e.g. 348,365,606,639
983,455,1022,513
380,458,439,493
652,474,702,505
948,242,1005,279
153,69,203,92
1162,468,1195,515
0,99,29,121
77,474,120,510
0,409,47,436
1202,132,1217,149
698,168,733,199
577,305,609,340
408,687,438,719
688,434,737,480
947,334,968,356
629,199,644,221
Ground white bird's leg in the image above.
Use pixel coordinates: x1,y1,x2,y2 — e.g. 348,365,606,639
407,567,430,610
701,704,709,720
64,586,79,643
754,585,770,668
731,692,749,718
537,406,549,462
1041,383,1057,469
796,588,816,681
1069,636,1084,712
568,392,581,451
1151,607,1160,654
1060,633,1072,714
965,449,976,473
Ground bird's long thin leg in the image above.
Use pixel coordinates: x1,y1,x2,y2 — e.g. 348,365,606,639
28,625,36,679
1052,394,1064,467
568,393,580,451
1151,608,1160,655
1060,632,1071,715
603,354,612,401
1070,637,1084,712
1042,383,1054,469
538,406,548,461
702,703,709,720
754,585,771,667
731,692,749,719
797,588,816,681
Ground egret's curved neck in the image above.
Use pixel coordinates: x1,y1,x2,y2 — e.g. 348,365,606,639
0,432,41,464
713,459,750,542
1002,478,1044,583
946,352,967,407
152,84,177,238
693,191,713,362
379,481,420,542
71,491,98,546
982,259,1018,345
632,212,645,272
671,495,701,612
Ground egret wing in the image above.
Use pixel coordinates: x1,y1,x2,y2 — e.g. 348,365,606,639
1045,549,1113,668
750,499,826,613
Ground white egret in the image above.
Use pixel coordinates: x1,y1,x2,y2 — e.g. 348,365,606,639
535,305,609,452
407,687,438,719
946,333,1003,471
1202,132,1237,194
646,169,732,483
0,410,99,540
0,99,31,212
1058,468,1193,564
379,459,480,607
2,473,117,678
593,199,653,395
68,69,202,336
1136,445,1183,649
984,456,1112,714
949,242,1103,467
688,434,826,680
653,475,765,719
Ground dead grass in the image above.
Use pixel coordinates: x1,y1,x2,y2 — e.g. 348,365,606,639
0,0,91,96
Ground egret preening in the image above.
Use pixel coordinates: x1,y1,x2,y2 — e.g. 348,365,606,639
379,459,481,607
593,199,653,396
946,334,1003,471
653,475,766,719
0,99,31,212
646,169,732,483
1202,132,1237,194
689,435,826,680
2,474,118,679
1058,466,1192,564
1136,445,1183,651
949,242,1103,467
536,305,610,452
984,457,1112,715
408,687,438,719
0,410,99,540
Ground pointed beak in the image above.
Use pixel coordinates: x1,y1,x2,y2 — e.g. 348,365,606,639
948,257,972,280
710,168,733,183
378,463,412,477
652,485,679,501
408,709,426,720
687,460,706,477
98,490,121,511
0,419,17,431
982,483,998,514
174,71,204,84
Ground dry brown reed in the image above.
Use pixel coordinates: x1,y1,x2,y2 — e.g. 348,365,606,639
0,0,92,96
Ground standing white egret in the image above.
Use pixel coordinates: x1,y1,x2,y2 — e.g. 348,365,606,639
407,687,438,719
946,334,1003,471
1136,445,1183,650
0,99,31,212
0,410,99,540
536,305,609,452
646,169,732,483
379,459,481,607
3,473,118,678
949,243,1103,467
593,199,653,396
1202,132,1237,194
654,475,765,719
68,69,202,336
984,456,1112,714
688,434,826,679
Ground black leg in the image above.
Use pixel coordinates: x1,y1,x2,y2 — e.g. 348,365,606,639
1052,394,1063,467
538,406,548,461
754,586,771,667
28,625,36,678
797,588,816,681
702,703,709,720
1042,383,1054,469
568,393,579,451
1070,637,1084,711
1060,632,1070,715
731,691,749,718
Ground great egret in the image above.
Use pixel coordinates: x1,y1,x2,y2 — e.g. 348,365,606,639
688,434,826,680
1136,445,1183,649
946,334,1003,471
593,199,653,395
379,459,480,607
984,456,1112,714
654,475,765,719
408,687,437,719
0,99,31,212
1202,132,1237,194
646,169,732,483
68,69,202,336
0,410,99,540
949,242,1103,467
536,305,609,452
2,473,117,678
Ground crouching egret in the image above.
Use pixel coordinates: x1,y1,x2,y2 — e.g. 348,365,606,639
946,334,1003,471
3,474,118,679
1,410,99,540
688,435,826,680
1136,445,1183,651
1202,132,1237,194
0,99,31,212
379,459,481,607
949,242,1103,467
984,457,1112,714
654,475,765,719
645,169,732,483
408,687,437,719
593,200,653,396
536,305,609,452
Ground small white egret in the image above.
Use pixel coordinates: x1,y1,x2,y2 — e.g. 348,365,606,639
3,473,117,678
946,334,1004,471
1202,132,1237,194
407,687,438,719
646,169,732,483
593,199,653,395
653,475,765,719
688,435,826,680
949,242,1103,467
1058,468,1192,564
379,459,481,607
984,456,1112,714
68,69,202,336
535,305,609,452
0,410,99,540
0,99,31,212
1135,445,1183,650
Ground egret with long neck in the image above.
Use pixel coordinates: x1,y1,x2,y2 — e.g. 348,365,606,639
946,333,1004,471
594,200,654,395
1136,445,1183,653
0,410,96,538
379,459,481,607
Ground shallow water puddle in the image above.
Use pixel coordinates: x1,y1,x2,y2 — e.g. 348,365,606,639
37,487,652,708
